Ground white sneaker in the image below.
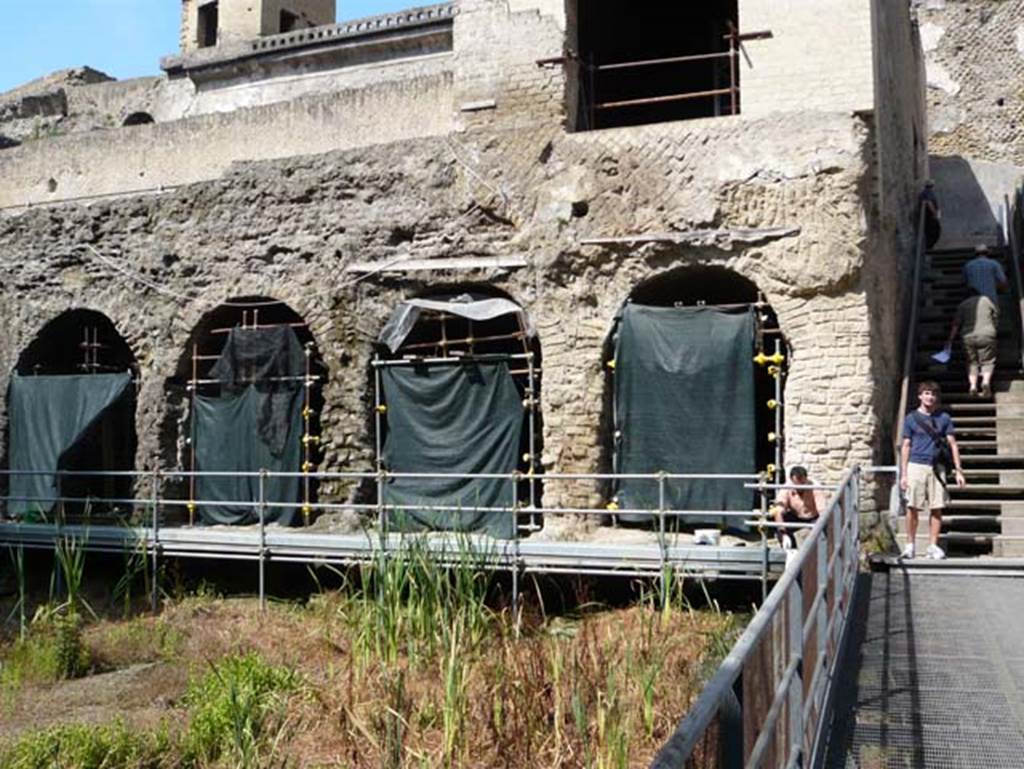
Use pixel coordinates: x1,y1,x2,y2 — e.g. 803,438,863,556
926,544,946,560
900,543,916,559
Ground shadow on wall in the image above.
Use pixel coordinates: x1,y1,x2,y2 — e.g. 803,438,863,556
930,155,1023,249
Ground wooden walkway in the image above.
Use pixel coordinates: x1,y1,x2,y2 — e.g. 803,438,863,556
821,570,1024,768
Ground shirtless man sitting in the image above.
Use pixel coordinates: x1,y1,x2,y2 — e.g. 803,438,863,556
773,466,827,549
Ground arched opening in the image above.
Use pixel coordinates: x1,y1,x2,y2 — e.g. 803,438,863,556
603,267,787,531
122,112,155,127
372,287,543,539
6,310,137,520
173,298,326,527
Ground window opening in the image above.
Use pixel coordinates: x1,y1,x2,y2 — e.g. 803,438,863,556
179,299,325,527
279,9,300,33
574,2,740,130
197,1,219,48
122,112,154,127
374,290,544,536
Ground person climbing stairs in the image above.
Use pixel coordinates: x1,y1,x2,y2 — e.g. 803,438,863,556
898,244,1024,557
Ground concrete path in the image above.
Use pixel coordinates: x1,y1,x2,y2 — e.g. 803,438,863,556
821,571,1024,768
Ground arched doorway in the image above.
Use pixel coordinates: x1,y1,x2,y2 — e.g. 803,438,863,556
7,310,137,519
373,288,543,539
605,267,787,529
122,112,155,126
174,298,325,527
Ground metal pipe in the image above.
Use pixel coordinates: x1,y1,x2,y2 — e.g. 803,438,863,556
258,469,267,612
374,357,385,532
372,352,532,367
594,50,734,72
596,87,734,111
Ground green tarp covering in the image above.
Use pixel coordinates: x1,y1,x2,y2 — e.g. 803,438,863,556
192,327,305,526
612,305,756,527
192,388,302,526
381,361,523,539
7,372,132,516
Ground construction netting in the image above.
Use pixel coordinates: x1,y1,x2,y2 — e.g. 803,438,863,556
378,293,535,353
6,372,133,517
192,327,304,525
380,361,523,539
611,304,756,527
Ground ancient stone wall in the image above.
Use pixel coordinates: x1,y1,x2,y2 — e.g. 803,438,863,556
0,73,454,209
916,0,1024,166
0,111,902,518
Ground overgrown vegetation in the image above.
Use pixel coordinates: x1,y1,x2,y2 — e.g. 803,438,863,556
0,539,742,768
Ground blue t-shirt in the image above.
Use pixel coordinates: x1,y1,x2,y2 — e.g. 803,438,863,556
902,410,954,466
963,257,1007,304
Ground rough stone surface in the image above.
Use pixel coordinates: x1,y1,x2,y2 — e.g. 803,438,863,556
916,0,1024,166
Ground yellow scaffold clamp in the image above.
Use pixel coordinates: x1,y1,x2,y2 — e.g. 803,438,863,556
302,504,312,523
767,399,781,410
606,359,616,370
376,404,388,414
753,351,786,367
302,434,322,446
606,499,620,511
764,464,777,480
302,406,314,418
767,365,781,378
302,461,314,472
767,432,779,443
186,501,196,515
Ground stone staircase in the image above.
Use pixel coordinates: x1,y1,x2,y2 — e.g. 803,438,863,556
898,246,1024,557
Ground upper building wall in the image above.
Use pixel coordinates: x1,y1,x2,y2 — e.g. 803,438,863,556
180,0,336,53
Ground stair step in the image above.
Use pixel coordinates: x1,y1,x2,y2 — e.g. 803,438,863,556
961,455,1024,467
951,485,1024,495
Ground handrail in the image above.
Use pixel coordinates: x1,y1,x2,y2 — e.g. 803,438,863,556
1006,189,1024,372
651,467,862,769
894,206,928,458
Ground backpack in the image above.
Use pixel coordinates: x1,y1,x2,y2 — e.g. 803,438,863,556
912,412,954,481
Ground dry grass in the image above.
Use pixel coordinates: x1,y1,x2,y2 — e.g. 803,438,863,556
0,555,739,769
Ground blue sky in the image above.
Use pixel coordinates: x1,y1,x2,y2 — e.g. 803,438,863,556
0,0,419,93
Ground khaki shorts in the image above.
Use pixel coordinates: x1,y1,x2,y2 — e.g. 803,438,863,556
963,334,997,370
907,462,948,511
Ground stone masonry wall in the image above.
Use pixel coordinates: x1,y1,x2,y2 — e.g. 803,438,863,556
0,73,454,209
0,110,901,518
916,0,1024,166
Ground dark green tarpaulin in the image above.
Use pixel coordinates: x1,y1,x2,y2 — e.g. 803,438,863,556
612,305,756,527
192,387,302,526
381,361,523,539
192,327,305,526
7,372,132,516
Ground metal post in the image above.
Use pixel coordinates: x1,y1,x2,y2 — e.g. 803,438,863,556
151,468,161,613
188,342,198,526
787,569,805,766
511,472,520,627
658,472,667,602
526,349,538,526
728,28,738,115
774,338,783,486
718,684,743,769
258,469,267,612
760,487,769,603
374,358,385,532
302,345,312,525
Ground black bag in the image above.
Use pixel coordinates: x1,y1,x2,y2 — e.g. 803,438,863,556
912,412,953,481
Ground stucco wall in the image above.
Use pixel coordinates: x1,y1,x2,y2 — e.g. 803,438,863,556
0,111,903,520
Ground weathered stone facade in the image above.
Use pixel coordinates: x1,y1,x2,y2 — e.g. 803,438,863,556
916,0,1024,166
0,0,928,521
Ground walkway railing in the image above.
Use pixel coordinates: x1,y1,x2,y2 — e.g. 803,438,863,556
1005,188,1024,372
651,467,861,769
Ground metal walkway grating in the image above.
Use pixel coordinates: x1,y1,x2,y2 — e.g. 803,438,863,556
821,572,1024,769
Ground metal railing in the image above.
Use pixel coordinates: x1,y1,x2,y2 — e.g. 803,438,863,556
1004,188,1024,372
893,206,928,458
651,467,861,769
0,466,791,608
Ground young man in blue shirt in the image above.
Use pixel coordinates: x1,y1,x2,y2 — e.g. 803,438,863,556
900,380,965,559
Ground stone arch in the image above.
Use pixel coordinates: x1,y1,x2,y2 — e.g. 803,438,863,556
7,309,138,517
371,284,544,534
167,296,328,525
602,265,789,511
122,112,155,127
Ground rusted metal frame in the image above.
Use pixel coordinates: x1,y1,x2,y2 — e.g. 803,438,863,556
595,87,734,111
593,50,733,72
210,321,308,335
188,342,198,525
399,329,528,352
